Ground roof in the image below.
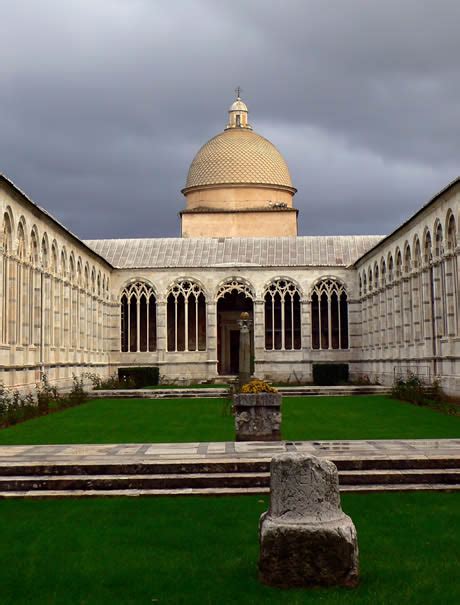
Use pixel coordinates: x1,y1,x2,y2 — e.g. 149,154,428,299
0,174,112,269
84,235,384,269
354,176,460,266
183,128,294,192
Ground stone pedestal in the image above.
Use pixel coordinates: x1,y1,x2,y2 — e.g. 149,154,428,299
233,393,281,441
259,453,359,588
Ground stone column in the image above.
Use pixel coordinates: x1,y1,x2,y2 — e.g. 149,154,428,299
348,298,361,353
412,269,421,342
402,275,412,346
421,265,434,373
386,283,393,347
156,300,167,360
361,294,368,349
444,252,456,337
238,312,252,388
253,299,265,368
300,298,311,350
259,453,359,588
206,300,218,375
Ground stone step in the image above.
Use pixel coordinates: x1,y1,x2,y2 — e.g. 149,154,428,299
0,472,269,491
0,469,458,492
90,385,391,399
0,483,459,499
0,455,458,477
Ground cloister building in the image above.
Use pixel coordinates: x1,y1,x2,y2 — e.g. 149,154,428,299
1,96,459,394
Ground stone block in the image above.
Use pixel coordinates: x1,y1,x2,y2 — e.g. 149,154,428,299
259,453,359,588
233,393,282,441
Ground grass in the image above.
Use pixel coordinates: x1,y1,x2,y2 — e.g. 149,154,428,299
0,395,457,445
0,492,458,604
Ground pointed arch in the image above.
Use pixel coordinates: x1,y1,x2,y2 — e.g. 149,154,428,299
403,242,411,273
413,236,422,268
2,212,13,343
120,280,157,353
380,257,387,285
167,278,206,352
264,277,301,350
216,276,254,301
445,211,458,336
311,277,348,350
446,211,457,249
423,229,432,264
434,220,443,257
374,262,379,288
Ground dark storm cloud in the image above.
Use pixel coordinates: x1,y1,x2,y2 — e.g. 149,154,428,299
1,0,459,238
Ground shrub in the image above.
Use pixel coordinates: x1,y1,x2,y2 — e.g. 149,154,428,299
0,374,90,430
67,375,88,406
85,372,141,390
241,379,277,394
36,374,60,413
391,373,441,405
118,367,160,388
312,363,349,386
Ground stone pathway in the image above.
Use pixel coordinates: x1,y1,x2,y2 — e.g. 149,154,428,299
90,385,391,399
0,438,458,465
0,439,458,498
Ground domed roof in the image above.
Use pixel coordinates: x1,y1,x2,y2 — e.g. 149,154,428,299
229,98,248,112
184,128,294,192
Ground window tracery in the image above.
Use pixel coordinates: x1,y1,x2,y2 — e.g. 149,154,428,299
216,278,254,300
311,278,348,350
264,278,301,350
167,279,206,352
120,281,157,352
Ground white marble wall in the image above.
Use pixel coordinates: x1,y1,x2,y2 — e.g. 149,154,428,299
0,182,115,388
2,177,459,395
355,185,460,395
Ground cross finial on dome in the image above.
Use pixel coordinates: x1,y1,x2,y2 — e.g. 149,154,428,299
226,89,252,130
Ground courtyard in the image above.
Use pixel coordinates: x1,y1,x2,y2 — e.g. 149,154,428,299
0,395,458,445
0,394,458,603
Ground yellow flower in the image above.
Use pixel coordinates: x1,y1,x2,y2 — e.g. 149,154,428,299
241,379,277,394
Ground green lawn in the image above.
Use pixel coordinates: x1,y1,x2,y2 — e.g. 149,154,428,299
0,492,458,604
0,396,458,445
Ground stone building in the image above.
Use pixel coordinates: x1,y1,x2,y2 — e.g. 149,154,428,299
1,96,459,394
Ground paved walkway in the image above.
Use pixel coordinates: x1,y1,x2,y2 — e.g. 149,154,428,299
0,439,458,465
90,385,391,399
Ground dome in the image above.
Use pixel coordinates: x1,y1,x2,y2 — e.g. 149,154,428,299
183,128,295,192
229,98,248,112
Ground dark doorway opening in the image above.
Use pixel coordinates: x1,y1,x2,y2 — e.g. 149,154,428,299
217,290,253,375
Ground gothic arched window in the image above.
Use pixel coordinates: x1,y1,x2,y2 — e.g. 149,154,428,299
2,212,13,344
120,281,157,352
167,279,206,352
311,278,348,350
264,278,301,350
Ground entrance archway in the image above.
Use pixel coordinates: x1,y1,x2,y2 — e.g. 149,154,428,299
216,279,254,375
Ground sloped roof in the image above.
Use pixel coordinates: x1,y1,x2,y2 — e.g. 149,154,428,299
84,235,384,269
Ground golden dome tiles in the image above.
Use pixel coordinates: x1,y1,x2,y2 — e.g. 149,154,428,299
185,129,293,190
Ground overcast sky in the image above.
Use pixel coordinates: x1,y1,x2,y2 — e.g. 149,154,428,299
1,0,459,239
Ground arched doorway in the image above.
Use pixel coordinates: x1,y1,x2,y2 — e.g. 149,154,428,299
216,279,254,375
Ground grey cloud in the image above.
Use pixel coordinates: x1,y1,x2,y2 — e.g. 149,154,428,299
1,0,459,239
